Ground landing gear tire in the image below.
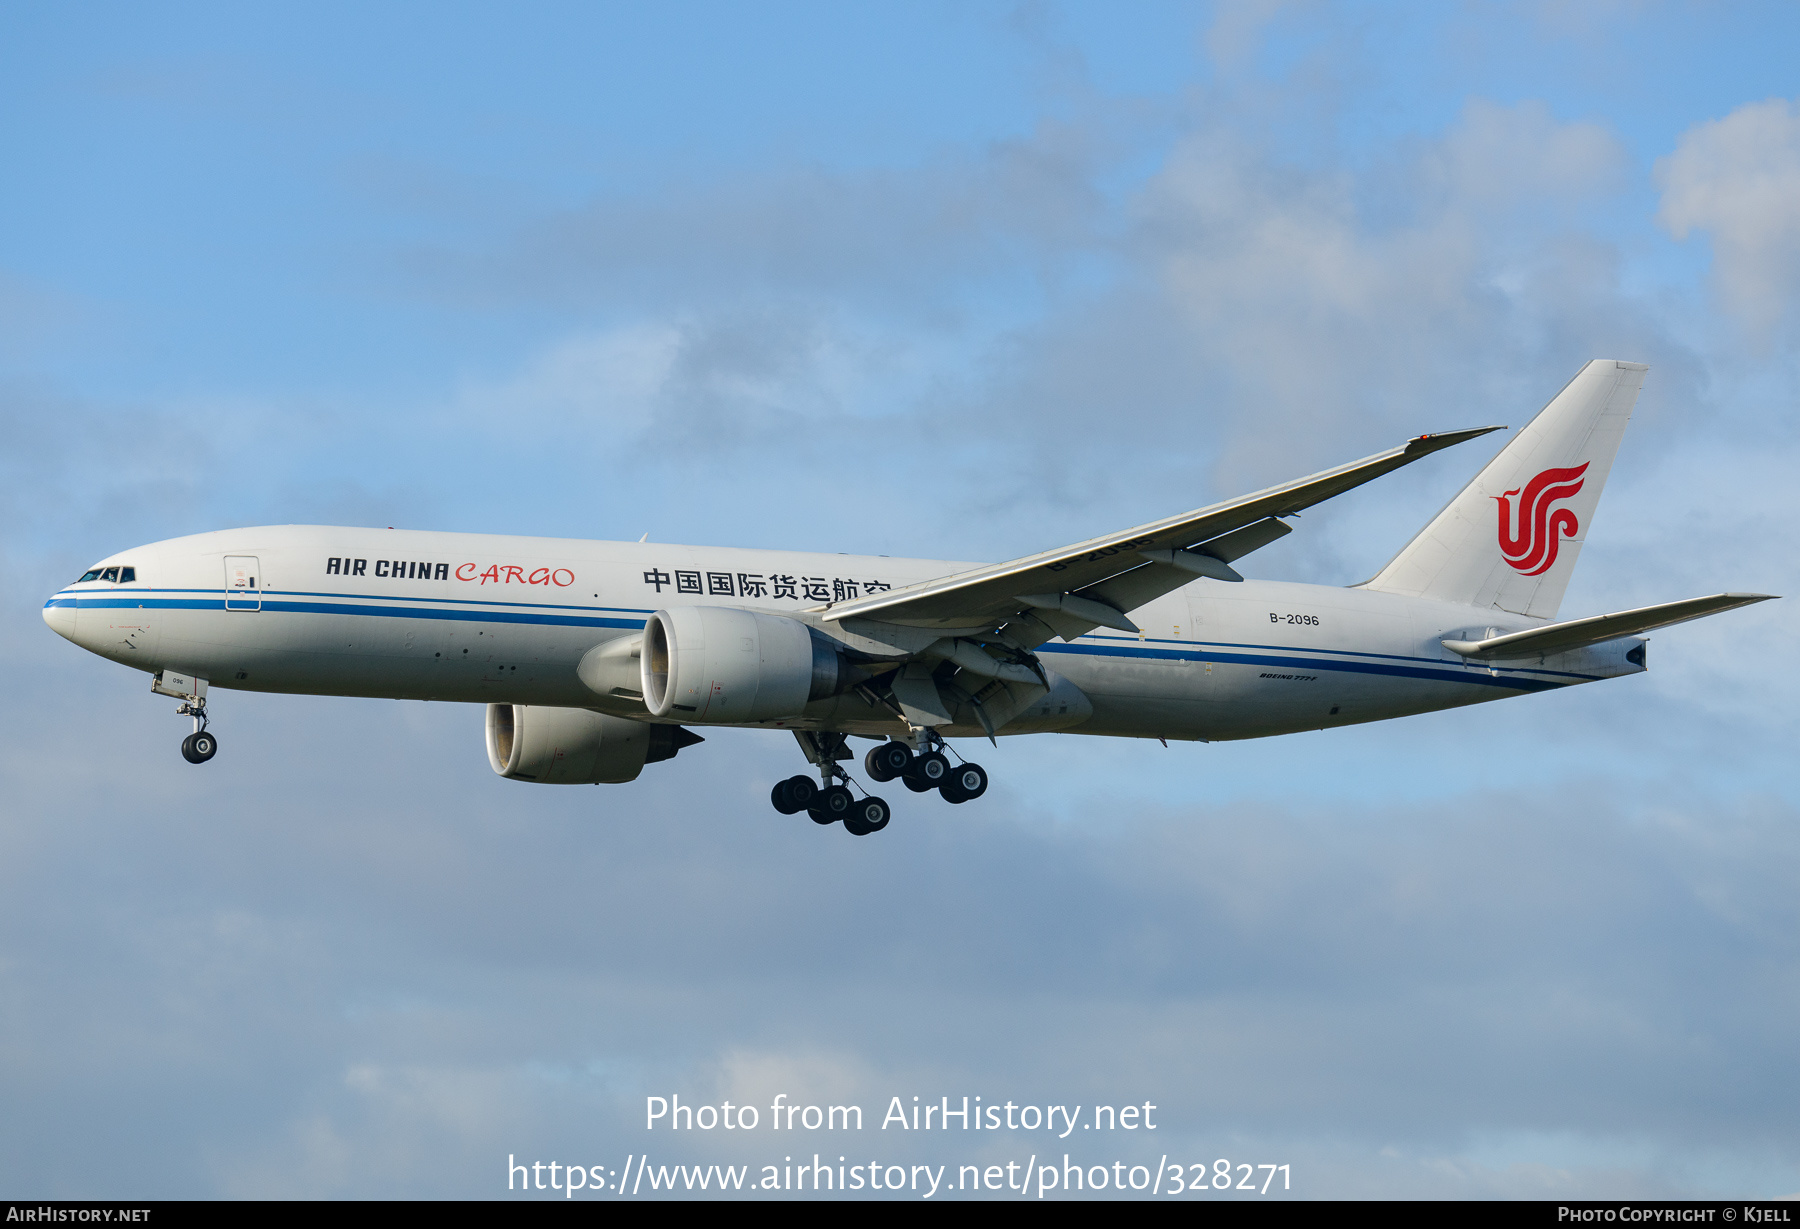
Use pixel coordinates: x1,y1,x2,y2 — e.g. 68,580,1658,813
843,796,891,836
771,775,817,815
904,750,949,792
808,784,855,825
864,741,912,782
181,731,218,764
940,762,988,804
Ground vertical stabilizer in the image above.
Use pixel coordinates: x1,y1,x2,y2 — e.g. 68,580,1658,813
1362,360,1647,620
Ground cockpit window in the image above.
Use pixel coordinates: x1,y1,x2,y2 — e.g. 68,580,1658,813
74,565,135,583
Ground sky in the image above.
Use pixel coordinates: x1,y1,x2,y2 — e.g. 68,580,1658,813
3,0,1798,1200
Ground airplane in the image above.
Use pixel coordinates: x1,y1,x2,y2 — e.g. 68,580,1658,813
43,359,1774,836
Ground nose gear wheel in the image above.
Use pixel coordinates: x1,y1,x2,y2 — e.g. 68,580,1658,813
173,695,218,764
180,731,218,764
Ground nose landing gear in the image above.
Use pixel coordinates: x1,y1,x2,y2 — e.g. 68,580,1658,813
154,671,218,764
176,697,217,764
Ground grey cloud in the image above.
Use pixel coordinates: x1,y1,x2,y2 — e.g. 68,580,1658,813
391,113,1130,316
882,98,1687,566
1127,100,1650,485
424,94,1692,576
5,667,1798,1196
0,381,212,598
0,381,432,629
1205,0,1306,73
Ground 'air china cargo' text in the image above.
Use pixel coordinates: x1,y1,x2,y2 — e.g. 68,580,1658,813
324,557,574,586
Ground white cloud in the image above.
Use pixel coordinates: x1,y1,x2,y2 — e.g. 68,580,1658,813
458,323,684,436
1657,97,1800,341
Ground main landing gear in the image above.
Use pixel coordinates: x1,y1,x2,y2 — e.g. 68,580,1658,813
769,731,989,836
864,736,988,804
772,731,894,836
770,775,893,836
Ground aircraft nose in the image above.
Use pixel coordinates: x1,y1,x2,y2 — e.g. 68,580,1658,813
43,594,78,642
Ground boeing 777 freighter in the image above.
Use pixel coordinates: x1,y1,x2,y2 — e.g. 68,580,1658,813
44,361,1773,834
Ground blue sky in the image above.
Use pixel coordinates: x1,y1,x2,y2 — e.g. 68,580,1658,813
4,0,1799,1199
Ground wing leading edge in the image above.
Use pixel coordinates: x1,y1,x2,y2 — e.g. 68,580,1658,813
822,426,1504,634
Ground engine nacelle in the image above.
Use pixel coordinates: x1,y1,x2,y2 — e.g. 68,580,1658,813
640,606,846,723
486,704,701,784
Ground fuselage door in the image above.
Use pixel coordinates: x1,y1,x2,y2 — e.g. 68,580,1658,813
224,555,262,611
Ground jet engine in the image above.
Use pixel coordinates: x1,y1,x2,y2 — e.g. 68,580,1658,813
640,606,861,723
486,703,701,784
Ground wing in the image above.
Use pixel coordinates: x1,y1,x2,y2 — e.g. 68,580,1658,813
1441,593,1777,660
823,426,1503,635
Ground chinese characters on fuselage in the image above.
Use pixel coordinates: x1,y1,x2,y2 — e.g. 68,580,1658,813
641,568,891,603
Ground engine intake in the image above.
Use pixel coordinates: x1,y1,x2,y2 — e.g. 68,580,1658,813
486,703,701,784
640,607,853,723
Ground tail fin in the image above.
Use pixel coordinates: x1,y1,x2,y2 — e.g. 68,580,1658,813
1362,359,1647,620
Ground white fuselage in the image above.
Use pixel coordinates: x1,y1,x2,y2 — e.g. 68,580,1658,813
43,525,1643,742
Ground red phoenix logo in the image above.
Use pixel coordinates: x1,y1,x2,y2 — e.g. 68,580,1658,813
1495,463,1588,576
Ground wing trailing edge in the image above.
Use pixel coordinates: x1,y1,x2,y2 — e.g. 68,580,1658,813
823,425,1503,631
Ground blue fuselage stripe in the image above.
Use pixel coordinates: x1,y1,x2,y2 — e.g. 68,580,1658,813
50,588,1573,690
56,593,643,630
1038,641,1563,691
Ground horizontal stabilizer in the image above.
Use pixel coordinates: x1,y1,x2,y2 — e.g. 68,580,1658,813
1441,593,1776,660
